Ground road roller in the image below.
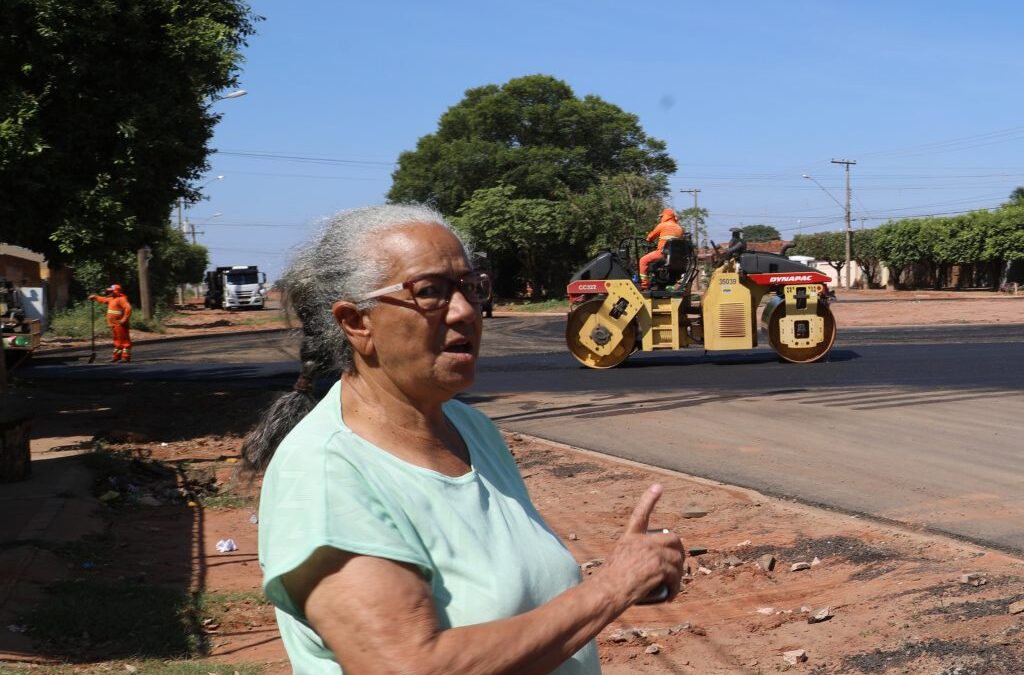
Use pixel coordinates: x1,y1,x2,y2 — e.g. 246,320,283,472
565,231,837,368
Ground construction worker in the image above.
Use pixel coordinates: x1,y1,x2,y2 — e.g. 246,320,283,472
639,208,684,289
88,284,133,362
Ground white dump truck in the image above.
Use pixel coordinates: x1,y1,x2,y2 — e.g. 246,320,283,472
203,265,267,310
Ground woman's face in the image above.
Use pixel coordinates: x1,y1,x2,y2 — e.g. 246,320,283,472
363,223,483,405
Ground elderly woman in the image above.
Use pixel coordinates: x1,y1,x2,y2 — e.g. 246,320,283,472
244,205,684,674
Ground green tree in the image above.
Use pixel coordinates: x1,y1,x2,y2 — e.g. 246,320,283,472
567,173,669,256
388,75,676,215
71,226,208,306
1006,186,1024,206
850,228,881,288
453,185,567,299
739,224,781,242
679,206,709,248
0,0,258,273
790,231,848,281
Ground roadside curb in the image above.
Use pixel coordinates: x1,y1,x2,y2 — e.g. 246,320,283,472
37,326,291,356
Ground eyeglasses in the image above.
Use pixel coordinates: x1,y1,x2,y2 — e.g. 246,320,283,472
355,272,491,311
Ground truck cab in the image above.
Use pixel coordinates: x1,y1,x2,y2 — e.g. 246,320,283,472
204,265,267,310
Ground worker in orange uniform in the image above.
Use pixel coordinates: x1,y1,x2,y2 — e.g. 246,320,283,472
88,284,133,362
639,208,684,289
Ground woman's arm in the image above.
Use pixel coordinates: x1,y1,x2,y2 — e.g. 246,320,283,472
284,484,683,675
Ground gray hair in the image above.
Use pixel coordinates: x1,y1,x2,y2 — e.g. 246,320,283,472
242,203,466,472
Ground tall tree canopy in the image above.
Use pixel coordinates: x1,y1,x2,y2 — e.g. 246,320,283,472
739,224,781,242
390,75,676,296
388,75,676,215
0,0,259,268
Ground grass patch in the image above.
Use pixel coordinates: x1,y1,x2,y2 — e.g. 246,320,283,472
0,661,263,675
197,590,271,615
226,311,286,326
48,302,174,338
200,491,256,509
20,580,206,659
19,582,272,662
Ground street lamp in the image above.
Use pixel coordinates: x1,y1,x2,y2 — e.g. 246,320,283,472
802,173,853,288
214,89,247,101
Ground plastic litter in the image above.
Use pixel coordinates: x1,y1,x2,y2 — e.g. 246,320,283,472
215,538,238,553
248,513,258,524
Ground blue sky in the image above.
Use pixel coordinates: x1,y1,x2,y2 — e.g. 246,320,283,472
198,1,1024,282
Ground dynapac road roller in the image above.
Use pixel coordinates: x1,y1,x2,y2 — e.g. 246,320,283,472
565,231,837,368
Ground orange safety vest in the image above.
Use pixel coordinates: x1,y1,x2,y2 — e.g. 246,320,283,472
92,295,133,327
645,210,684,253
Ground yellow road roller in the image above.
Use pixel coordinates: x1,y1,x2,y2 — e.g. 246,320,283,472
565,232,837,368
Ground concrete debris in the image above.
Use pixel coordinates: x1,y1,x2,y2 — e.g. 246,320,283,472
681,508,708,519
608,629,631,643
808,606,833,624
723,555,743,567
811,556,822,566
698,566,712,575
757,554,776,572
645,644,661,655
782,649,808,665
580,559,604,571
800,606,812,613
1009,600,1024,615
959,573,986,586
124,665,138,673
756,607,775,615
643,627,673,638
735,539,752,547
790,562,812,572
669,623,690,634
568,532,579,541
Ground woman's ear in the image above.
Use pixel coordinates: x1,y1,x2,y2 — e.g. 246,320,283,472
332,301,373,356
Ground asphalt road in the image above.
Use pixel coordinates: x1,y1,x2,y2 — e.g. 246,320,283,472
25,316,1024,552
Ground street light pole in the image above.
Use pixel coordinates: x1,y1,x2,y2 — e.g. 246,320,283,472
802,171,854,288
831,159,857,290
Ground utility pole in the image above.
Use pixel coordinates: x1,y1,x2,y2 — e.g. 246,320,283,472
831,159,856,289
678,188,703,249
679,188,704,290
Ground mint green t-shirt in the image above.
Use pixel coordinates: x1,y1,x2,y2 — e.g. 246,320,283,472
258,381,600,674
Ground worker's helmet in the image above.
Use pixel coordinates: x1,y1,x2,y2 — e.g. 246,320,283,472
107,284,123,294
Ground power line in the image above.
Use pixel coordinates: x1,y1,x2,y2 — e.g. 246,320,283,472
214,150,396,168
